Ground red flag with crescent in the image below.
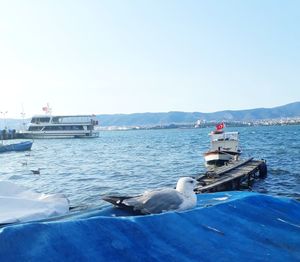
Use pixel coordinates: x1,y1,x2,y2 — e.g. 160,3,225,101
216,122,224,130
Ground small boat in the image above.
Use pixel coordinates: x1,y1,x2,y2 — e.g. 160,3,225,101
204,123,241,168
0,141,33,153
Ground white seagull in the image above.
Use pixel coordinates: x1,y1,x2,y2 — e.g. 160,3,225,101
103,177,197,215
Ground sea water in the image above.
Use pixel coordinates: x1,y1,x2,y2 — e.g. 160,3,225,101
0,125,299,209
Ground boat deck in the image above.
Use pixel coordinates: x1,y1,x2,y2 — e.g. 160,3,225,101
195,158,267,193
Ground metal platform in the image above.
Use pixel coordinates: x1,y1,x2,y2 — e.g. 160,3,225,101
195,158,267,193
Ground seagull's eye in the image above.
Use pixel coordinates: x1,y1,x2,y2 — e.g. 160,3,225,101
189,181,194,184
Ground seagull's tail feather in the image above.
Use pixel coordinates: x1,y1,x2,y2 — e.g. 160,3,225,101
102,195,144,215
102,196,132,206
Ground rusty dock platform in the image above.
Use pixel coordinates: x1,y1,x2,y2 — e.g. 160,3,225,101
195,158,267,193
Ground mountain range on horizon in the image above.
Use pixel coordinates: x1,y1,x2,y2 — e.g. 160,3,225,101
95,101,300,127
3,101,300,128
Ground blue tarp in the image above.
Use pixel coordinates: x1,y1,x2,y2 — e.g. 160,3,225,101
0,192,299,261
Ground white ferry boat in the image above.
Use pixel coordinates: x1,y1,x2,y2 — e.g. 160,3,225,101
21,115,99,139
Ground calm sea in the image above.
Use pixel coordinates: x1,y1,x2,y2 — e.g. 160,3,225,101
0,125,299,209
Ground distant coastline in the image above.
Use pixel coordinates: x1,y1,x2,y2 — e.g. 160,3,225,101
2,102,300,131
97,117,300,131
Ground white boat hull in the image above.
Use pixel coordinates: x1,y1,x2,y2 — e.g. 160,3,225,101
21,131,99,139
204,150,239,167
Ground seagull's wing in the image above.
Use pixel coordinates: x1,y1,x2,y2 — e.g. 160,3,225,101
102,195,144,215
123,189,184,214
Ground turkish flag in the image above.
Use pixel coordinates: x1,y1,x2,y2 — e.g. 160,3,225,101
216,122,224,130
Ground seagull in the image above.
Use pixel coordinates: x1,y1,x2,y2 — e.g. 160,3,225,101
31,168,41,175
103,177,197,215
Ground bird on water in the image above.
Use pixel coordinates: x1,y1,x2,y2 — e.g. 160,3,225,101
31,168,41,175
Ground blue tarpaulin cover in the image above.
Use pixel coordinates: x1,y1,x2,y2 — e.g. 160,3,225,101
0,191,299,261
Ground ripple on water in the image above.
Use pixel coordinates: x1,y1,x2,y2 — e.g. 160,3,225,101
269,168,291,175
9,175,23,180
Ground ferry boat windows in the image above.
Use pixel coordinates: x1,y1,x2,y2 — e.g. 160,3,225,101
69,126,84,130
52,117,61,124
31,117,51,124
57,116,90,124
43,125,84,131
28,126,44,131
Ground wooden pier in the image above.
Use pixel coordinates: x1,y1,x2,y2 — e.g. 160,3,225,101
195,158,267,193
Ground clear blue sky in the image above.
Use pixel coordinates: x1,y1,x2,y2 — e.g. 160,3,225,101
0,0,299,118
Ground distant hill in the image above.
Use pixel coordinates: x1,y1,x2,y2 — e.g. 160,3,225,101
4,102,300,128
96,102,300,127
